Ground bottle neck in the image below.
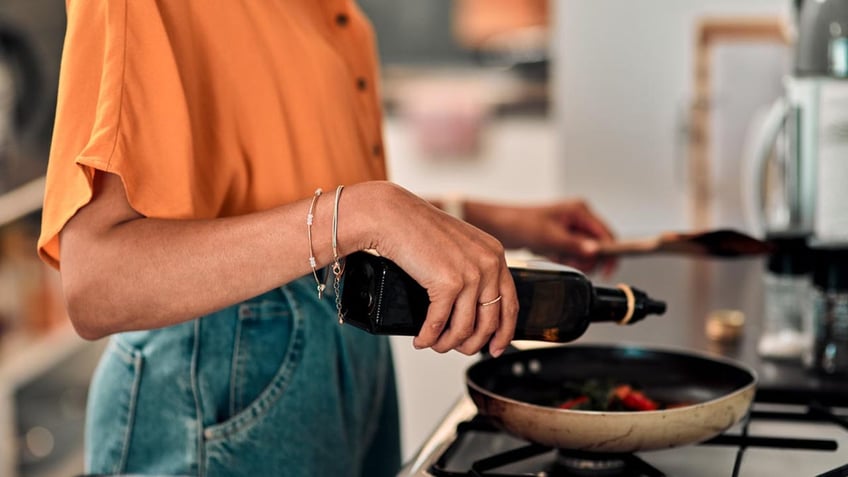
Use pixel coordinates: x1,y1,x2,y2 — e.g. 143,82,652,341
591,286,630,323
591,285,667,325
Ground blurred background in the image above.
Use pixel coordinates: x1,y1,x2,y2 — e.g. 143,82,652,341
0,0,798,474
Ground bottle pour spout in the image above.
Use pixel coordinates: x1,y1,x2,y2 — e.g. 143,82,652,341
645,298,667,316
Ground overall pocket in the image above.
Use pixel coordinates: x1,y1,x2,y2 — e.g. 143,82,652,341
85,337,144,474
202,299,306,440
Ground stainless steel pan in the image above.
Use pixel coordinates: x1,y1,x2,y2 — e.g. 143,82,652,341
466,344,757,453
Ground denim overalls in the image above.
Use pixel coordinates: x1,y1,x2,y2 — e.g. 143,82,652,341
85,276,401,476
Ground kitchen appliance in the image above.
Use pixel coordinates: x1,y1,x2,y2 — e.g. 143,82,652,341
747,0,848,240
804,244,848,376
757,235,812,360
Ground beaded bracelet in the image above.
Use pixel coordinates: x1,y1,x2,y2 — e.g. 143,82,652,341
306,188,325,299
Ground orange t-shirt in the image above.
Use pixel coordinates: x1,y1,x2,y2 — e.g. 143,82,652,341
38,0,387,268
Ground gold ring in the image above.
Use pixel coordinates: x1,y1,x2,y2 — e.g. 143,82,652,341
478,295,503,307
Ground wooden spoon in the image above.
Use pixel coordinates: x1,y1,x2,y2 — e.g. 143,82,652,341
598,229,774,258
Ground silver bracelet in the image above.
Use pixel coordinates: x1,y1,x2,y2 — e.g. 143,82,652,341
306,188,325,299
332,185,345,324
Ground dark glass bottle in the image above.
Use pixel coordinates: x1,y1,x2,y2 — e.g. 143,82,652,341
340,251,667,343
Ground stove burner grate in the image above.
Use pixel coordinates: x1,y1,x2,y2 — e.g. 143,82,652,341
430,404,847,477
431,418,669,477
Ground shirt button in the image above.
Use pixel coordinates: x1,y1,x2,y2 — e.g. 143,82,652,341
335,13,349,26
356,77,368,91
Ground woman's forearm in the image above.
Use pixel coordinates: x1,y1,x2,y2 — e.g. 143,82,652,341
60,174,375,339
62,174,518,356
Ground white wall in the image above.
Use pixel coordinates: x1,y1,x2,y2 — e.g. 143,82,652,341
385,116,561,203
553,0,789,236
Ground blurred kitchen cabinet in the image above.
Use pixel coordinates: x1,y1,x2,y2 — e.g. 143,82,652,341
0,177,58,334
357,0,475,65
0,324,103,477
0,0,65,193
0,179,102,477
553,0,789,236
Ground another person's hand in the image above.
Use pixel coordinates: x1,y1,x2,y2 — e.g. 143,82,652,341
347,182,519,357
464,199,617,275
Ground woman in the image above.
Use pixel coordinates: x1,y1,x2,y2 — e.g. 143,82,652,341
39,2,614,476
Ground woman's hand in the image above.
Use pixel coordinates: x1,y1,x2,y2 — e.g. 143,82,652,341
463,199,617,275
345,182,518,357
60,175,515,352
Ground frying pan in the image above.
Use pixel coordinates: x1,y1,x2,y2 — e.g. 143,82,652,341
466,344,756,453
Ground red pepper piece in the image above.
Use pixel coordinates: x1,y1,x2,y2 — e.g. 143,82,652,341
612,385,632,401
621,390,659,411
609,384,659,411
559,395,589,409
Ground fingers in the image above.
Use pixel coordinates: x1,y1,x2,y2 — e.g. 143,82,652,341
367,185,517,356
412,297,452,350
600,255,619,279
488,264,518,356
433,289,500,355
545,200,619,276
413,240,517,356
573,204,619,276
557,201,614,260
454,282,504,356
431,253,505,355
571,201,616,242
431,286,479,354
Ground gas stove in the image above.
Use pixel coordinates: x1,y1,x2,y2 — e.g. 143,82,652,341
398,258,848,477
399,397,848,477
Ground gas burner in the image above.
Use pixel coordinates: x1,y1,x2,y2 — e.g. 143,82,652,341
555,454,625,476
554,450,664,477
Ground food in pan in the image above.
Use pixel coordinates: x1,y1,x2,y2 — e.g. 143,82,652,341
555,379,689,411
